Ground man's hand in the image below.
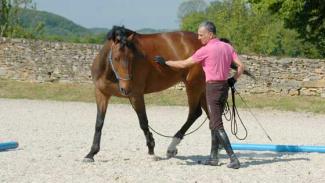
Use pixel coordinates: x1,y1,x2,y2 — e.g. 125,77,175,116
227,77,237,88
154,56,167,66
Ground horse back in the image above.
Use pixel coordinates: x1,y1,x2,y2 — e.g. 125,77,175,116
137,31,200,59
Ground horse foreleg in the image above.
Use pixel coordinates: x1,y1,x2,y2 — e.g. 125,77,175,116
167,90,203,158
84,89,110,162
129,95,155,155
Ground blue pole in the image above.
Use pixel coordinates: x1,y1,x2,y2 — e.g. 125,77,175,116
0,141,19,151
231,143,325,153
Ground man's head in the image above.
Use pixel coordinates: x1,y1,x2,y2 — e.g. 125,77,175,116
197,21,216,45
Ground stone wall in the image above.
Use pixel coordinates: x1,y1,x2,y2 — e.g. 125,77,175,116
0,37,101,83
1,37,324,96
235,55,325,97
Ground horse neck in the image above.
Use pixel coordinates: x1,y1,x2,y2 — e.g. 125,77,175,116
132,35,155,65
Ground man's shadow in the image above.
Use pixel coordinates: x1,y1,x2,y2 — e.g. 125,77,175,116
162,151,310,168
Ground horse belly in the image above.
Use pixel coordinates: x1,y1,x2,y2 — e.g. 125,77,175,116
144,73,183,94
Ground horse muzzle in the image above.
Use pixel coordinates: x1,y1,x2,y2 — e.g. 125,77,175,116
119,87,131,96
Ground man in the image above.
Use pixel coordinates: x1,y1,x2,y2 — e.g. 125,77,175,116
154,21,244,169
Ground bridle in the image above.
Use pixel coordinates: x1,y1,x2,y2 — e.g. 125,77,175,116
108,45,133,81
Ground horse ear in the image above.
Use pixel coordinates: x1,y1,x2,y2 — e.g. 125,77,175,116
107,26,119,42
107,30,115,42
127,33,135,41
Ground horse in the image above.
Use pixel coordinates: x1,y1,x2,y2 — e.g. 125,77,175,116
84,26,254,162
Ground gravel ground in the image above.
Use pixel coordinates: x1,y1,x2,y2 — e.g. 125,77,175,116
1,98,325,183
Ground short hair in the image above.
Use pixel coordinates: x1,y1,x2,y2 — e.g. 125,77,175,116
199,21,216,35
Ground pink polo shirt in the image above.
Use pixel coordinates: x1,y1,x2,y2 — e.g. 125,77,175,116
192,38,238,82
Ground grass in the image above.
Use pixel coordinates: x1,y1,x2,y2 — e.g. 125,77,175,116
1,79,325,114
234,94,325,114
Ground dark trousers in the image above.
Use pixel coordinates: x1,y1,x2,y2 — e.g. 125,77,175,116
206,81,228,130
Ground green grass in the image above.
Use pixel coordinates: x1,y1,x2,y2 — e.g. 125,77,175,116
1,79,325,114
0,79,95,102
234,94,325,114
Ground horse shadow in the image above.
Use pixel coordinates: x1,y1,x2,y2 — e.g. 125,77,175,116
163,151,310,168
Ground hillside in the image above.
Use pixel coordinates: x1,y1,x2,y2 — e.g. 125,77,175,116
18,9,104,37
17,9,173,40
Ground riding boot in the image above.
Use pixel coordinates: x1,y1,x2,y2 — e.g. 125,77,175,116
203,130,220,166
215,129,240,169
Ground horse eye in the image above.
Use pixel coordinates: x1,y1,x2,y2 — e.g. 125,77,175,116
119,46,125,51
113,56,120,61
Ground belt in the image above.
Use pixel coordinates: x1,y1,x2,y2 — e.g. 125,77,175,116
206,80,227,84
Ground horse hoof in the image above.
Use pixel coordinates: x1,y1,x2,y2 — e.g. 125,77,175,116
83,157,95,163
201,159,219,166
150,155,162,161
166,149,178,158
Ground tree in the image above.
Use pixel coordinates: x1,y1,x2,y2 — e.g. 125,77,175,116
0,0,39,38
177,0,208,20
180,0,320,58
1,0,11,36
250,0,325,57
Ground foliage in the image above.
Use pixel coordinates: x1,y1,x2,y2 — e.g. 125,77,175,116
15,8,107,43
249,0,325,57
2,0,324,57
0,0,10,36
181,12,206,32
0,0,42,38
0,1,106,43
11,8,177,44
177,0,208,20
1,0,14,36
180,0,323,58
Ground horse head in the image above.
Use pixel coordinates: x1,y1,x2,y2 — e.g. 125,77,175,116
107,26,137,96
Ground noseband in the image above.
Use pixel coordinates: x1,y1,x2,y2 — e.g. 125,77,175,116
108,49,132,81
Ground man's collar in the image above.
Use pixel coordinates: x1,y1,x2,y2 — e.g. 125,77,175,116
207,38,219,44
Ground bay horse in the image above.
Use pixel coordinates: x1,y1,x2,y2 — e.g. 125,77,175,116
84,26,253,162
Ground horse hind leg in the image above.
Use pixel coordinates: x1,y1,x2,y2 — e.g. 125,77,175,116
84,89,110,162
167,86,204,158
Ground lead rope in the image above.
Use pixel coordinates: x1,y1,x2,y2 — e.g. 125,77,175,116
234,87,273,142
224,86,248,140
224,86,273,142
148,116,208,138
148,86,246,139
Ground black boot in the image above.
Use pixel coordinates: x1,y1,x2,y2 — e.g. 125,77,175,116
203,130,220,166
215,129,240,169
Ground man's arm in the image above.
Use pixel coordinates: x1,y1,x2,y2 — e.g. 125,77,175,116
232,57,244,80
165,56,198,69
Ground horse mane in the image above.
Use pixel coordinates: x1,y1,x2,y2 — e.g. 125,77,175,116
106,26,137,48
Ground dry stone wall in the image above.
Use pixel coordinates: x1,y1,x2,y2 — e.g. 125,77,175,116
1,37,324,96
0,37,101,83
236,55,325,97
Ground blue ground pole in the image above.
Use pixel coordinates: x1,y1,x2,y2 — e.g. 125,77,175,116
0,141,19,151
231,143,325,153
